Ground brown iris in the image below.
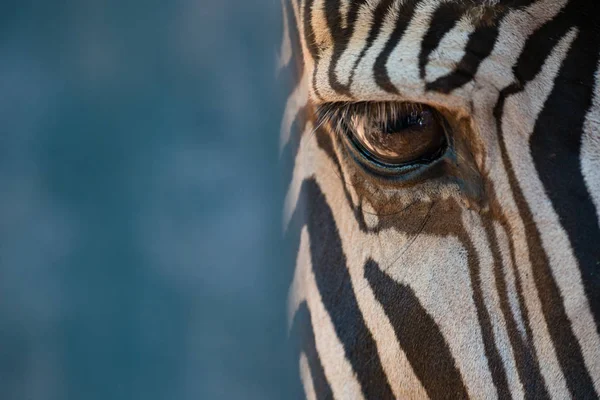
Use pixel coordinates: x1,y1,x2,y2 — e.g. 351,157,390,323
347,103,447,166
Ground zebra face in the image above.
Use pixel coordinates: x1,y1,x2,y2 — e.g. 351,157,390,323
281,0,600,398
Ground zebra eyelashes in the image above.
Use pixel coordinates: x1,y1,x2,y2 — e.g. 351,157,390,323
316,102,449,178
316,102,488,209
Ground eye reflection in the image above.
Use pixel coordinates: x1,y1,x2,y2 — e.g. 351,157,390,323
351,105,446,165
317,102,448,169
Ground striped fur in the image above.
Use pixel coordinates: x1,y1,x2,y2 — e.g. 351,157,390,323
280,0,600,398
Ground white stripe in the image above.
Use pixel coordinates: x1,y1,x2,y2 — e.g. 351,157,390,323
468,7,575,396
580,56,600,397
279,72,309,155
339,0,351,30
312,0,354,101
290,0,318,102
299,353,317,400
493,221,528,340
335,0,382,88
278,0,293,72
350,0,402,99
581,59,600,223
425,14,474,83
288,223,311,330
386,0,446,93
476,0,568,91
282,121,318,232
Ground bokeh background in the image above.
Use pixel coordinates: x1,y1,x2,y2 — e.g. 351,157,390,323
0,1,299,398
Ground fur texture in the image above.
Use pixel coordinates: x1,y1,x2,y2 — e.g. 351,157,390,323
280,0,600,398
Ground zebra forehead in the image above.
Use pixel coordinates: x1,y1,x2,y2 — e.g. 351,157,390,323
306,0,503,48
290,0,575,105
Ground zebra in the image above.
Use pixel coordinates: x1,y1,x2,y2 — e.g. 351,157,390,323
279,0,600,398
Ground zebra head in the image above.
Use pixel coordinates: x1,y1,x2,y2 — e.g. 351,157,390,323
280,0,600,398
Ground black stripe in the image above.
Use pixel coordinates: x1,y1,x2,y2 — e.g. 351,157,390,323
307,122,529,398
511,5,570,85
425,0,541,94
419,3,465,79
285,183,328,400
288,178,395,399
364,259,469,399
305,178,395,399
426,21,500,94
366,199,516,398
324,0,346,94
347,0,395,92
374,0,422,94
326,0,368,96
303,0,323,100
324,0,343,41
290,302,334,400
302,0,320,64
483,218,550,399
498,0,539,7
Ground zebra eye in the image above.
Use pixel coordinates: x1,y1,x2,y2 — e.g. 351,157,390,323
318,102,448,175
350,105,446,166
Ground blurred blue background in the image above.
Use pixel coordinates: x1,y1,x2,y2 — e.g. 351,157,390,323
0,1,299,399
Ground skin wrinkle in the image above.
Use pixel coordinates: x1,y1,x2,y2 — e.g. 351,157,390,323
281,0,600,398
